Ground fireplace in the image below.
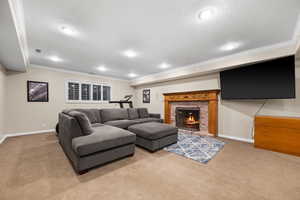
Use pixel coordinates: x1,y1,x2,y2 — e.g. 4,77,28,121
176,107,200,131
164,90,220,136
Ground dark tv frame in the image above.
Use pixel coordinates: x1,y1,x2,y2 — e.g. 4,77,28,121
220,55,296,100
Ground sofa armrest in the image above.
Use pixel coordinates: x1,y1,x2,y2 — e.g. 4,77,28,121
149,113,161,119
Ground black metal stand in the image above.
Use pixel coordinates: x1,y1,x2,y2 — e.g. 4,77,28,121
109,101,133,108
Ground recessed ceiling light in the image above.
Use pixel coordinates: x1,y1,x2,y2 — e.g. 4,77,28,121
60,26,77,36
123,50,138,58
97,65,107,72
196,7,216,22
49,55,62,62
35,49,42,53
220,42,241,51
128,73,138,78
159,62,171,69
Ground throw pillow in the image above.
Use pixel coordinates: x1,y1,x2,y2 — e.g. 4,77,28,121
68,111,94,135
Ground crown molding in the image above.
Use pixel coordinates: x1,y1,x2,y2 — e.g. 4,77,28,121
8,0,29,70
31,64,131,82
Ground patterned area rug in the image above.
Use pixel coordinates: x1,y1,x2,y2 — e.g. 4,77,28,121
164,132,225,164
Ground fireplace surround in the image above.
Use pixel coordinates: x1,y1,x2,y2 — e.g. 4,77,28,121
163,90,220,136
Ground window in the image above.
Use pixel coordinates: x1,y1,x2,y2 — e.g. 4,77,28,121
93,84,102,101
81,83,91,101
103,86,110,101
66,80,111,103
68,82,80,101
103,85,111,101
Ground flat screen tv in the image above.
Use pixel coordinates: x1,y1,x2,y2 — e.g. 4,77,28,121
220,55,295,100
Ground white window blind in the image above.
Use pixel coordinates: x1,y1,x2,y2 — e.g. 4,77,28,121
93,84,102,101
103,85,111,101
68,82,80,100
81,83,91,101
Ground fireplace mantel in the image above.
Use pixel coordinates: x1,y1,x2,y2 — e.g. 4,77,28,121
163,90,220,136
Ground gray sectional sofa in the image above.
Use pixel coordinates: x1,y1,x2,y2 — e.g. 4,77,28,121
58,108,177,174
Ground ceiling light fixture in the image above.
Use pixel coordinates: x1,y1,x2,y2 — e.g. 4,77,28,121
220,42,241,51
60,25,77,36
128,73,138,78
123,49,138,58
49,55,62,62
97,65,107,72
196,7,216,22
35,49,42,53
159,62,171,69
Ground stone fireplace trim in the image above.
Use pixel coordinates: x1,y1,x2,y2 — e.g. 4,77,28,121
163,90,220,137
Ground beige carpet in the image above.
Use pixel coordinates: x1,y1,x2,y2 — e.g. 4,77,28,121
0,133,300,200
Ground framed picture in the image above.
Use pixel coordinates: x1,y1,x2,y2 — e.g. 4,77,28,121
143,89,150,103
27,81,49,102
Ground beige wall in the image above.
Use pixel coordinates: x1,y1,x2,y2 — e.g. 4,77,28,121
134,59,300,141
0,65,6,137
4,65,134,134
2,59,300,140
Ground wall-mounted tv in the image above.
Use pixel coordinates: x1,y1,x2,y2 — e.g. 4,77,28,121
220,55,295,100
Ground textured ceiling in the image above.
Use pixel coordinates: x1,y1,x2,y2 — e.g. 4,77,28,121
24,0,300,79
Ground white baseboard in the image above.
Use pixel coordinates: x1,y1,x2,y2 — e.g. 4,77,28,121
218,134,254,143
0,135,7,144
0,129,55,144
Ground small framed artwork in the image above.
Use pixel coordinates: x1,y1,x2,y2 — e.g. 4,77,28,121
143,89,150,103
27,81,49,102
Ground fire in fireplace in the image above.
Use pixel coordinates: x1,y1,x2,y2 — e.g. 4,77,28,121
175,107,200,131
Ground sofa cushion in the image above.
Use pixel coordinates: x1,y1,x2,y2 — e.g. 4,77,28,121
137,108,149,118
72,125,136,157
128,122,178,140
104,120,138,129
101,108,129,122
68,111,94,135
63,109,101,124
149,113,161,119
127,108,139,120
133,118,162,124
91,123,104,128
74,109,101,124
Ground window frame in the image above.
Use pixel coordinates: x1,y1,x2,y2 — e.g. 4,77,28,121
65,80,81,103
80,81,92,103
92,83,102,102
102,84,112,102
65,80,112,104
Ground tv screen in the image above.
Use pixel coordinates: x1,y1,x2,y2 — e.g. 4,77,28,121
220,55,295,99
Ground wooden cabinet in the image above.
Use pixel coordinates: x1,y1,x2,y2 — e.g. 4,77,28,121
255,115,300,156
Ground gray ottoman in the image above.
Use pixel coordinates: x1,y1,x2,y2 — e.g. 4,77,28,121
128,122,178,152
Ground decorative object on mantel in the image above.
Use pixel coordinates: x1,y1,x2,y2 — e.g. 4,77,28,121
164,132,225,164
143,89,150,103
27,81,49,102
163,90,220,136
